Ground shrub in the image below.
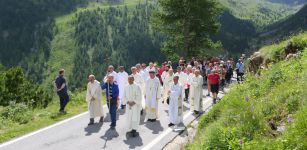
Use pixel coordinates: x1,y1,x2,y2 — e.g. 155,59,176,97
1,102,33,124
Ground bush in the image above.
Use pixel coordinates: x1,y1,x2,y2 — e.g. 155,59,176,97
0,67,53,108
1,102,33,124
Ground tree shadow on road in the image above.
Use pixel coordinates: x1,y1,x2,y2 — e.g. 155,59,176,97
145,120,164,134
123,133,143,149
84,122,103,136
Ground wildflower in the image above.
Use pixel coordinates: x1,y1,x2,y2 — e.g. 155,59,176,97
240,138,243,145
287,116,293,123
245,96,250,102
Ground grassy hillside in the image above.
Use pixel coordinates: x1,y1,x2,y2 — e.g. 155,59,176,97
186,32,307,149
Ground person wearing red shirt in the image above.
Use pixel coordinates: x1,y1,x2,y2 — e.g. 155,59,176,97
208,69,220,104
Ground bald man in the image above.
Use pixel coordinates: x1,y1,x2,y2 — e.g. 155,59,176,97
86,75,104,125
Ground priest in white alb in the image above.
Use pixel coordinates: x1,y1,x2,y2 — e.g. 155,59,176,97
117,66,128,109
86,75,104,125
162,69,174,104
122,76,142,137
168,76,183,127
131,66,145,114
145,70,161,122
189,70,203,114
175,66,188,99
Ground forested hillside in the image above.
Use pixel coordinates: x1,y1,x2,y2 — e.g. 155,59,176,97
70,3,164,89
259,4,307,45
0,0,306,90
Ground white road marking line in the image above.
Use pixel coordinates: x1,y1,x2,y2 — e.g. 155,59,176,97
0,105,108,148
141,111,193,150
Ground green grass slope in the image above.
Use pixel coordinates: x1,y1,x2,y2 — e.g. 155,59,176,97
186,32,307,149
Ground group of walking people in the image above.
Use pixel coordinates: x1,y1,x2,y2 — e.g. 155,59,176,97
54,56,245,138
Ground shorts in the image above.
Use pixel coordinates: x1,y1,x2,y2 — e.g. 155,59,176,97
210,84,219,93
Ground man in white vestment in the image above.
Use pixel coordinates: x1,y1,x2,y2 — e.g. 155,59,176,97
117,66,129,109
189,70,203,114
122,76,142,137
103,65,118,83
145,70,161,122
86,75,104,125
175,66,188,99
161,65,170,83
168,76,183,127
162,69,174,104
185,65,194,101
131,67,145,115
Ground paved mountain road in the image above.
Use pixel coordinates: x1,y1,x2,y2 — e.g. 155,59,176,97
0,87,227,150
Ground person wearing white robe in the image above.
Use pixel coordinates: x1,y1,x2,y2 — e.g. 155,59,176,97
131,67,145,114
162,69,174,104
122,76,142,137
161,65,170,83
168,76,183,127
117,66,129,109
145,70,161,122
189,70,203,114
185,65,194,102
175,66,188,99
103,65,118,83
86,75,104,125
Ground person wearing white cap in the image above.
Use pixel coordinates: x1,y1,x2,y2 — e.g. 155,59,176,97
145,69,161,122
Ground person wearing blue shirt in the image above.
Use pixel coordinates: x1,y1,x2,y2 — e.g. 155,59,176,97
101,74,119,129
55,69,69,113
236,59,245,83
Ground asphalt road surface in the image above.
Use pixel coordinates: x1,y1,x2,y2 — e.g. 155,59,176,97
0,87,227,150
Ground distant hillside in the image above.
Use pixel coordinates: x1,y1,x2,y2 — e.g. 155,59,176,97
268,0,307,5
213,11,256,55
218,0,303,27
259,4,307,45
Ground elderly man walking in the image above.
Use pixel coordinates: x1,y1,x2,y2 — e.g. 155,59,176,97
101,74,119,129
122,76,142,137
86,75,104,125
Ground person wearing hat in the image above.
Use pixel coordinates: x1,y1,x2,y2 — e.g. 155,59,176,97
145,69,161,122
101,74,119,129
208,69,220,104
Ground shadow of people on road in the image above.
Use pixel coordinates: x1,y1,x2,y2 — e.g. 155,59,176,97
100,128,119,149
123,133,143,149
145,120,164,134
84,122,103,136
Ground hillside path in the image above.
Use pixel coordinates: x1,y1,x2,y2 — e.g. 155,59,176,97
0,83,232,150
